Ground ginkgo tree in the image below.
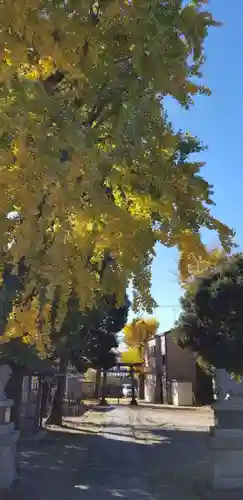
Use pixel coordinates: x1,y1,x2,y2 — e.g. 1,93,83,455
121,348,143,366
0,0,234,343
124,318,159,349
181,247,229,292
124,317,159,397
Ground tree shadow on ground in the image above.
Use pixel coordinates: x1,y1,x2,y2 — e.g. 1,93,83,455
10,421,210,500
91,406,116,413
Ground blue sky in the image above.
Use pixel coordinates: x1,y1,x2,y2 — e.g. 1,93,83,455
129,1,243,333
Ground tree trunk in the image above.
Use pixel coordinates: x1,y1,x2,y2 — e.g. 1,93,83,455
138,373,145,399
138,344,145,399
46,359,67,426
155,371,163,403
196,364,213,405
5,365,24,430
40,380,49,421
94,369,101,399
130,367,137,406
99,370,108,405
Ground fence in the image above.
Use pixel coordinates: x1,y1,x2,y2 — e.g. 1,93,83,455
20,375,42,436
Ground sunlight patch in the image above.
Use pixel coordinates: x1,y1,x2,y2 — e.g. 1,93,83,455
74,484,90,491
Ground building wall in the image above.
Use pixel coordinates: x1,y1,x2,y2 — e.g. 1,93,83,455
165,334,197,390
144,373,156,402
66,373,128,400
66,376,95,400
144,332,197,404
144,336,163,403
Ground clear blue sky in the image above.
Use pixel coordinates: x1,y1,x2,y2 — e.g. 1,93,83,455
129,1,243,333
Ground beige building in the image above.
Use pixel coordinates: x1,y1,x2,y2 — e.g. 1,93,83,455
144,331,197,404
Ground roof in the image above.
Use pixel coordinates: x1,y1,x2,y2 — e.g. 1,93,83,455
162,330,173,336
147,331,164,342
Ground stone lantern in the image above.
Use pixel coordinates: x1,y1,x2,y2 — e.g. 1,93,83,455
0,365,19,490
211,369,243,491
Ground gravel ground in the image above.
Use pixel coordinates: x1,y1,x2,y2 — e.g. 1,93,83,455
6,405,212,500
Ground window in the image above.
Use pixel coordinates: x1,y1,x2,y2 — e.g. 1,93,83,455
149,345,156,357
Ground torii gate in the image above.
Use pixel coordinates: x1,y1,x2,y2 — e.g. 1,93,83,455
113,362,144,405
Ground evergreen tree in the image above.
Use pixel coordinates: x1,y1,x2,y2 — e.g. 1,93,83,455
46,292,129,424
175,254,243,375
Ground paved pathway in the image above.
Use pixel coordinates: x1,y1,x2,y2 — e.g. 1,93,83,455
10,405,212,499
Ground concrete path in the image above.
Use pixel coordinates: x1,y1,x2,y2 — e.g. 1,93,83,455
10,405,211,499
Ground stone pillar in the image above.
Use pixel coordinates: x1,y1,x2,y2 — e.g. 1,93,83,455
211,369,243,491
0,365,19,490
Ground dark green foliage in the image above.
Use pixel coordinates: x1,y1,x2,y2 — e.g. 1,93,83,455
0,338,53,373
175,254,243,374
0,259,129,425
69,295,130,372
47,291,129,423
